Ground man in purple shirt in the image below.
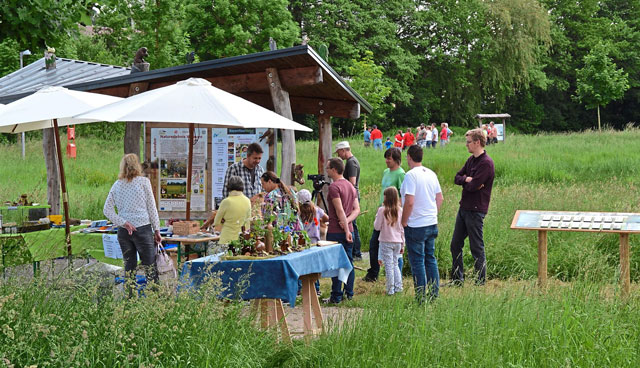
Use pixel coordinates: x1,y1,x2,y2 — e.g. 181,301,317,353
449,128,495,286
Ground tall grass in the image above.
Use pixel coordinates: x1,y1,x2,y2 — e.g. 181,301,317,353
2,129,640,281
2,276,640,367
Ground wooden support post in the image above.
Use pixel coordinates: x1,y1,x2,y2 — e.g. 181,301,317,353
538,230,547,288
42,128,60,215
620,233,630,297
274,299,291,343
124,82,149,155
300,273,323,340
266,68,295,185
260,299,269,329
502,118,506,142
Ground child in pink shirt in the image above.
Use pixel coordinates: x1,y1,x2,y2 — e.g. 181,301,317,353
374,187,404,295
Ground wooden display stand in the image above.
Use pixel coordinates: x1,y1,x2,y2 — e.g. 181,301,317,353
511,210,640,297
251,273,324,342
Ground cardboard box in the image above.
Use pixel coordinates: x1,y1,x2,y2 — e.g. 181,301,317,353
172,221,199,236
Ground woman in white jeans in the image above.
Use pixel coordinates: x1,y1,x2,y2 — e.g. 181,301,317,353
104,153,161,292
374,187,405,295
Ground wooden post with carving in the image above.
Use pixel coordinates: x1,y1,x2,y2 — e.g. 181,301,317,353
266,68,295,185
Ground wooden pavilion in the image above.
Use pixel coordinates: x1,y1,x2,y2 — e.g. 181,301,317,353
67,45,372,187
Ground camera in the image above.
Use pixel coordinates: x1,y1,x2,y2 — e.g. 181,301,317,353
307,174,329,191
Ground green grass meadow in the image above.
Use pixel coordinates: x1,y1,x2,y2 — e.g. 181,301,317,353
2,129,640,366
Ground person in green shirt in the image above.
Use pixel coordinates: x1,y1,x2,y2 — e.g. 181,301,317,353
214,176,252,244
364,147,406,282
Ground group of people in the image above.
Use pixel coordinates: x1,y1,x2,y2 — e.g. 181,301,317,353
362,128,495,302
481,121,499,145
103,128,494,304
364,123,455,151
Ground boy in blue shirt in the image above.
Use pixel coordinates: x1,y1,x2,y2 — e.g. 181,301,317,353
384,137,393,149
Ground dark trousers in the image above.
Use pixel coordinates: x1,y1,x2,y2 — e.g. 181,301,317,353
117,224,158,288
352,218,362,258
329,232,355,303
450,209,486,283
365,229,381,279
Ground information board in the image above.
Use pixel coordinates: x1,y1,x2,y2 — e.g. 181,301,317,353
150,128,208,212
211,128,270,204
495,123,504,142
511,210,640,232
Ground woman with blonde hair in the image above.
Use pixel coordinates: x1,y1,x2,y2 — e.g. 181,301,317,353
104,153,161,287
214,175,251,244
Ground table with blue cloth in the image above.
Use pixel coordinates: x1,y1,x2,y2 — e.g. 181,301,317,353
180,243,352,340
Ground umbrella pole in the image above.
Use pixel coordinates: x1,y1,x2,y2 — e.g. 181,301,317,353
186,123,194,221
52,119,72,264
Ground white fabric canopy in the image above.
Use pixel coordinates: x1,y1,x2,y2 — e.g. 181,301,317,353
0,86,122,133
75,77,312,131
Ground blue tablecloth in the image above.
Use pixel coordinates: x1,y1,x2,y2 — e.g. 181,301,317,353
179,244,352,306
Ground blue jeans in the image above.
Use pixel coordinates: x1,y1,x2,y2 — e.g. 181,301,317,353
373,139,383,150
404,225,439,302
328,232,355,302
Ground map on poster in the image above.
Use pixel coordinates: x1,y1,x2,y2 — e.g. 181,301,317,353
151,128,208,212
211,128,270,203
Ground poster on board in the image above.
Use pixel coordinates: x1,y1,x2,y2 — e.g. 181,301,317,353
212,128,270,205
496,124,504,141
151,128,208,212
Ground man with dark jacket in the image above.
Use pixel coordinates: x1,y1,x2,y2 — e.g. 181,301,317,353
449,128,495,286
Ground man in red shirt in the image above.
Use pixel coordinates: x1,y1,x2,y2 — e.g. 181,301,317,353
403,128,415,150
370,125,383,150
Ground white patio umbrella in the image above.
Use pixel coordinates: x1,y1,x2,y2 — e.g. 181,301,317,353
0,86,123,258
76,77,312,219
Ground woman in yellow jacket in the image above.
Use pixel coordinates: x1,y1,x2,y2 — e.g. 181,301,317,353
214,175,251,244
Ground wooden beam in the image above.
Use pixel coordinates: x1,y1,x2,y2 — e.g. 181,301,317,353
266,68,296,186
239,93,360,119
124,82,149,155
126,66,324,94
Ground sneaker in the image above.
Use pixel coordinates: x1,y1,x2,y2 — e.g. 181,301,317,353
353,256,363,261
362,275,377,283
322,298,340,305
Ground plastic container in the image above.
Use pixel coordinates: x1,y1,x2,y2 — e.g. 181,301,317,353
48,214,62,225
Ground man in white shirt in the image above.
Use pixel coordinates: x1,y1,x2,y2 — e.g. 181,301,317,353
401,145,444,302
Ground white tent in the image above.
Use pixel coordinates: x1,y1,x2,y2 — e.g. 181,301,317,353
0,86,123,258
76,77,312,219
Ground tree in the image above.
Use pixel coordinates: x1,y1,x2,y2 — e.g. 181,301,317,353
0,0,84,51
0,38,21,78
346,50,392,128
575,42,629,131
92,0,191,69
185,0,300,60
291,0,421,123
400,0,551,126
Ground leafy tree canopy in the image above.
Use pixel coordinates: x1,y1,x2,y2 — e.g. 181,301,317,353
185,0,300,60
